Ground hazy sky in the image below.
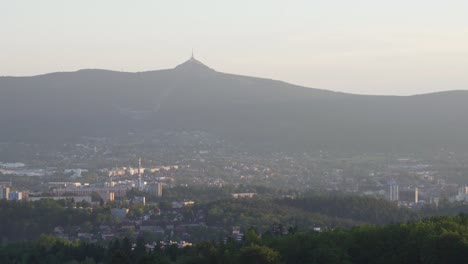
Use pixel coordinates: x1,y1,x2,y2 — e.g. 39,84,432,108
1,0,467,95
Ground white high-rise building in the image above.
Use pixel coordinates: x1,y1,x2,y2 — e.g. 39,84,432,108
415,188,419,203
388,181,399,201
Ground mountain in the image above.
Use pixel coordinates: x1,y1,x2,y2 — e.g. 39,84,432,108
1,56,468,154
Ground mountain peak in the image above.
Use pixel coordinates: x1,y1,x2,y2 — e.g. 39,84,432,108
174,53,215,72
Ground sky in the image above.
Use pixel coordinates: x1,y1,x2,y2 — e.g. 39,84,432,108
1,0,467,95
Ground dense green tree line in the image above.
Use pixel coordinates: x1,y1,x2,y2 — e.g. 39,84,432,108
0,194,417,243
203,195,418,232
0,200,114,242
2,216,468,263
278,195,418,224
422,202,468,217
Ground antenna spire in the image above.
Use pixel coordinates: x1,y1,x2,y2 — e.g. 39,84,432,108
137,157,143,190
138,157,142,177
191,49,194,60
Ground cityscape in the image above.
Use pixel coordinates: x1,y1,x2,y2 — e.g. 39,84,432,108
2,1,468,263
2,131,468,248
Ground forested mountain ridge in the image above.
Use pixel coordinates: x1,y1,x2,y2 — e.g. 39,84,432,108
2,57,468,153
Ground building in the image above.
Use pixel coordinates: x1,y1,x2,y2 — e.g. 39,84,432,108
455,186,468,202
231,193,256,199
53,187,128,198
108,191,115,202
0,187,10,200
232,226,244,241
8,191,23,200
139,222,164,234
133,196,146,205
64,169,87,178
29,196,92,203
111,208,129,220
0,162,25,169
147,182,163,197
388,181,399,201
171,200,195,209
415,187,419,203
48,182,82,188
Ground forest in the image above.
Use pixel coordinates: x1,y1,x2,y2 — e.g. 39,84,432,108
4,192,468,243
0,199,115,242
2,215,468,263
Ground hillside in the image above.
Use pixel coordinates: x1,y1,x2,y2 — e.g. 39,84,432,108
1,56,468,153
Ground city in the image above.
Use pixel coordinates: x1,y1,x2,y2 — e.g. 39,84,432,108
2,1,468,262
2,132,468,248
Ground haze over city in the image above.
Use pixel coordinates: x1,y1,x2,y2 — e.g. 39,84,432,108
3,2,468,263
2,0,467,95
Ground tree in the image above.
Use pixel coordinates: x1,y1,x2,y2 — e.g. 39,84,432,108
244,228,261,245
134,237,147,261
91,191,103,202
121,237,132,257
110,250,131,264
239,244,280,264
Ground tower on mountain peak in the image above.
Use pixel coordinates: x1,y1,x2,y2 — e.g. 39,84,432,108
174,51,215,72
